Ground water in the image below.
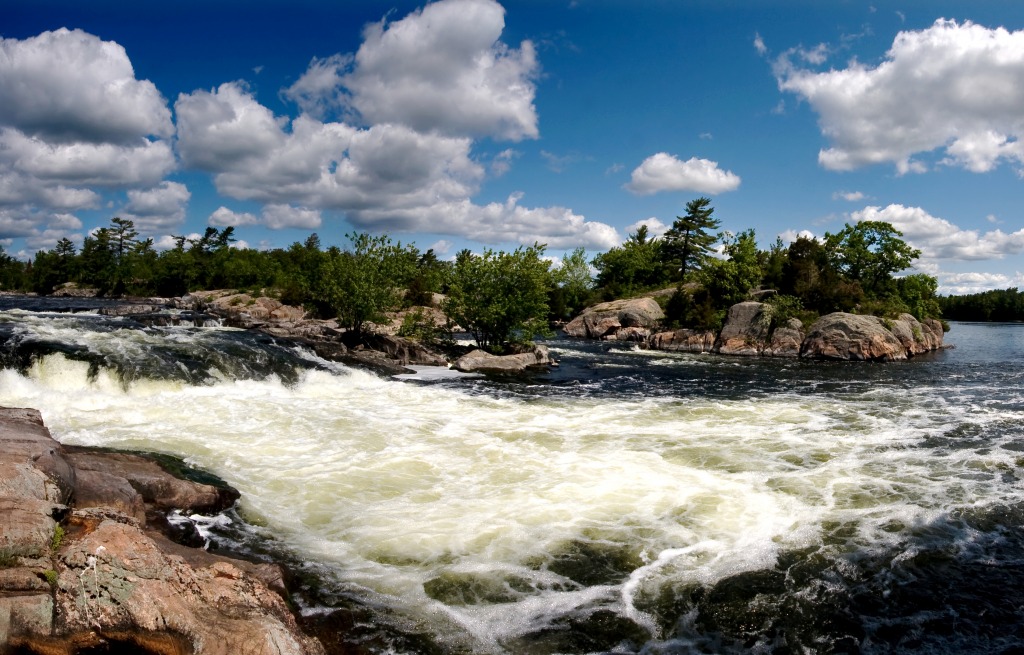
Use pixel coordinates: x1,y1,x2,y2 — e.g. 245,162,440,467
1,299,1023,654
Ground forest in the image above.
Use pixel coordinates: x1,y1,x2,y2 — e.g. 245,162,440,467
0,197,970,351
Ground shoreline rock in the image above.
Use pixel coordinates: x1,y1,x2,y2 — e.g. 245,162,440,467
0,406,324,655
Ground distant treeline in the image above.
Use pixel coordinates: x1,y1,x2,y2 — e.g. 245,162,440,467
939,288,1024,322
0,197,946,349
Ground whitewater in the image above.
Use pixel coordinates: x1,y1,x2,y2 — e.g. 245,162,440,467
1,303,1023,653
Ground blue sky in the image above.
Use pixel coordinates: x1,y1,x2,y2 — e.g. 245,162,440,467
3,0,1024,294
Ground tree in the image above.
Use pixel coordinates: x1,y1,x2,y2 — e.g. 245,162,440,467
662,197,721,281
314,232,417,341
593,228,670,298
700,229,764,307
550,246,593,320
824,221,920,296
443,244,553,351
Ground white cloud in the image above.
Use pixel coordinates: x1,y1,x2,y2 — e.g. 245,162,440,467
851,204,1024,262
490,148,519,176
209,206,259,228
281,54,352,119
120,181,191,232
0,28,172,143
833,190,865,202
753,33,767,56
428,239,454,255
626,217,669,239
778,19,1024,174
338,0,539,140
778,228,817,244
625,152,741,195
938,270,1024,295
262,204,322,230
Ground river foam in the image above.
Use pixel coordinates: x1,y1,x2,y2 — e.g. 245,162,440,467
3,315,1024,652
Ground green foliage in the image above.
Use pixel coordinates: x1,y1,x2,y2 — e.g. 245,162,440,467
938,287,1024,322
664,286,723,331
397,308,450,345
550,246,593,320
662,196,722,281
51,524,64,552
443,243,553,351
765,294,807,330
593,227,672,298
314,233,418,340
698,229,763,308
43,569,58,587
896,273,941,320
824,221,920,296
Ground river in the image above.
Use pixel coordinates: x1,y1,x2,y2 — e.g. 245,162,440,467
1,299,1022,654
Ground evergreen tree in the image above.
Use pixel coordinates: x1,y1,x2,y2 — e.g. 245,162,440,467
662,197,721,281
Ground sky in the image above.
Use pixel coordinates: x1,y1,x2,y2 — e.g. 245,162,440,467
3,0,1024,294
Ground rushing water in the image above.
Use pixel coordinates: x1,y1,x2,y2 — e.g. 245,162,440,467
1,299,1023,654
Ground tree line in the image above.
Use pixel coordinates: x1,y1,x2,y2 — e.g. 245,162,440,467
0,199,951,351
938,288,1024,322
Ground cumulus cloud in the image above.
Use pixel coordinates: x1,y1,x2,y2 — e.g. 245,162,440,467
0,28,173,143
625,152,741,195
939,270,1024,295
851,204,1024,262
0,28,176,247
338,0,539,139
209,207,259,228
262,204,322,230
120,181,191,232
777,19,1024,174
281,54,353,120
177,81,617,247
626,217,670,239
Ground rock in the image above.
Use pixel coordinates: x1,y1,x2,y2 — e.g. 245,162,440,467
648,329,717,353
716,302,772,356
611,326,651,342
64,449,239,515
887,313,945,356
453,345,552,372
800,313,908,361
0,407,324,654
764,325,803,357
564,298,665,340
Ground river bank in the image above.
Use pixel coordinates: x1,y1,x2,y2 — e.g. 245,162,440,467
0,406,327,654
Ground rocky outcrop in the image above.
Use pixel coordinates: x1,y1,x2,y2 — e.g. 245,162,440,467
564,298,665,340
715,302,773,356
0,406,323,655
764,319,804,358
648,329,717,353
799,312,943,361
453,345,552,373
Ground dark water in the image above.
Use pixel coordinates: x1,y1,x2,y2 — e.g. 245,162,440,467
1,296,1023,654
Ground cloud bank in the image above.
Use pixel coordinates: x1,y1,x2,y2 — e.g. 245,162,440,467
778,19,1024,174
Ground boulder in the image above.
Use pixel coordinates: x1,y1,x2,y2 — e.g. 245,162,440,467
0,406,323,654
886,313,945,356
453,345,552,373
716,302,772,356
764,320,803,358
648,329,717,353
564,298,665,340
800,313,908,361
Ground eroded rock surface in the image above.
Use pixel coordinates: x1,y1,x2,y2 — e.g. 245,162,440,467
0,406,323,655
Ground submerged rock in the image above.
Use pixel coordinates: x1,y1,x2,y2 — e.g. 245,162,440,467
0,406,324,655
648,329,717,353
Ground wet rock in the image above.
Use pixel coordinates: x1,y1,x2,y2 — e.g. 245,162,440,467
64,449,238,515
0,407,324,654
648,328,717,353
453,345,552,373
716,301,772,356
564,298,665,340
801,313,909,361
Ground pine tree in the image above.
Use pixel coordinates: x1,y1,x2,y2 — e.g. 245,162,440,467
662,197,721,281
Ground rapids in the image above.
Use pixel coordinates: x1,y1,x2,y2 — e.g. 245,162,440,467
1,303,1023,654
